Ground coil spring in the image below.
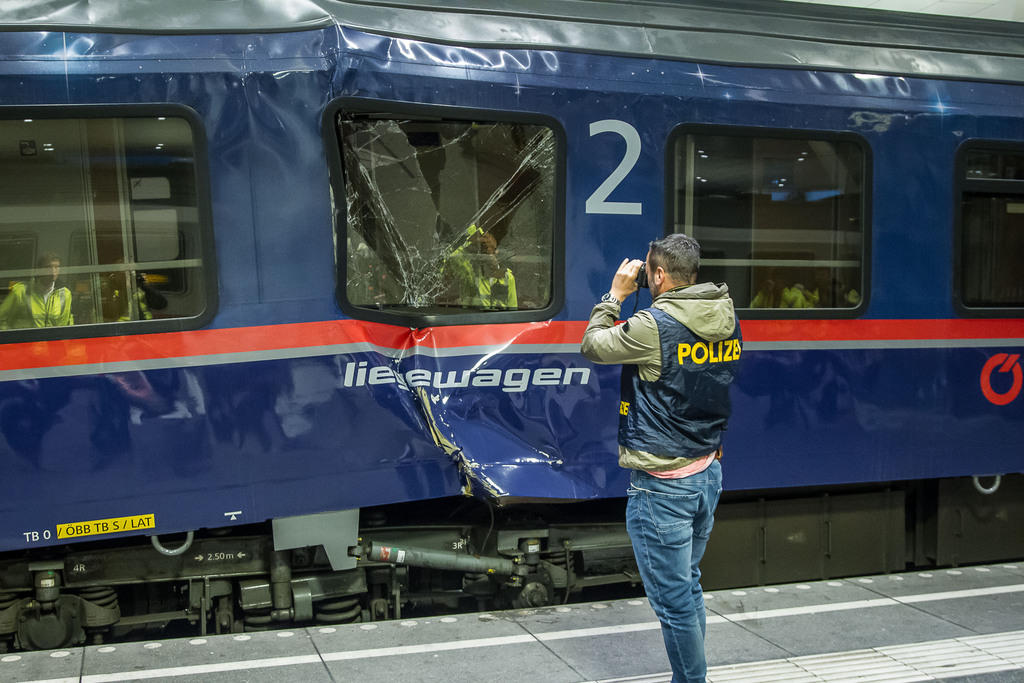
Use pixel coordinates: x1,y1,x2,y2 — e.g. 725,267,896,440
316,597,361,624
77,587,118,610
542,547,575,603
542,552,567,567
243,610,274,630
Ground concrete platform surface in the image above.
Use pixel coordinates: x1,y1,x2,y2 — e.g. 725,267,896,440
2,562,1022,682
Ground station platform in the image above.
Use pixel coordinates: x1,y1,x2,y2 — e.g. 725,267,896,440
4,561,1024,683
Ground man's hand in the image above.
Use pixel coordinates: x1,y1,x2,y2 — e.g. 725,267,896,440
610,258,644,302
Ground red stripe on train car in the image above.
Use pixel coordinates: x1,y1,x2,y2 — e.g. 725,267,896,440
741,319,1024,341
2,318,1024,373
0,320,590,372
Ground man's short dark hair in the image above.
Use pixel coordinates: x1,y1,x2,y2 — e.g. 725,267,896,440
36,252,60,268
649,233,699,283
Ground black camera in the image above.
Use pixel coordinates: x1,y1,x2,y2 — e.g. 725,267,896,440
490,282,508,302
635,262,648,289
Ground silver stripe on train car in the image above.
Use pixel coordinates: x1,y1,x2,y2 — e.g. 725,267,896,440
4,337,1024,383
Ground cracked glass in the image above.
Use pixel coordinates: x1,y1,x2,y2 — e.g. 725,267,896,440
338,115,556,316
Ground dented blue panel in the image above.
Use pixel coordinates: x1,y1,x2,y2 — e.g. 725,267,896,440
0,21,1022,553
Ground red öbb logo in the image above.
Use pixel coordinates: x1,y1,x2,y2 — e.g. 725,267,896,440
980,353,1023,406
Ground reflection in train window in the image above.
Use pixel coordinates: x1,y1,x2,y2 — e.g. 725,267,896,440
671,130,867,312
960,147,1024,308
338,114,556,316
0,115,208,333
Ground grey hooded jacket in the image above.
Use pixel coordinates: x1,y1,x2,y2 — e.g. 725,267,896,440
581,282,738,471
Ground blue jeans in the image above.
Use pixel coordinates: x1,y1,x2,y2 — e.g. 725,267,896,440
626,460,722,683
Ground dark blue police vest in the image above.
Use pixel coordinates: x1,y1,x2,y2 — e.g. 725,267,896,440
618,307,742,459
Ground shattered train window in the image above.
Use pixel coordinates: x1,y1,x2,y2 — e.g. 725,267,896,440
339,115,556,316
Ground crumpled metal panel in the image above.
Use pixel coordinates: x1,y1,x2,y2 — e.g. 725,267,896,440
0,1,1022,83
0,18,624,527
0,318,613,553
316,26,1024,505
383,334,613,501
0,0,332,33
1,12,1023,557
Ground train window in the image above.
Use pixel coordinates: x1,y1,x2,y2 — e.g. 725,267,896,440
0,113,211,335
670,129,868,314
958,146,1024,310
335,108,561,325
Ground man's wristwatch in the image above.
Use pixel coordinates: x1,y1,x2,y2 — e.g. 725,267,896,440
600,292,621,306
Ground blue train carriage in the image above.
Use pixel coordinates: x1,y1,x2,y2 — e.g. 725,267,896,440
0,0,1022,650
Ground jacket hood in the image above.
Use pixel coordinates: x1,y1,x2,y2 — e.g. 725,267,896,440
653,282,736,342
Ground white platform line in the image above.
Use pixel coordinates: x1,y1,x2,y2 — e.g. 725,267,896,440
584,674,672,683
537,622,662,641
898,583,1024,604
320,633,535,661
720,583,1024,622
77,654,321,682
535,584,1024,638
724,597,898,622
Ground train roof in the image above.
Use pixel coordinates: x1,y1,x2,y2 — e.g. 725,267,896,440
1,0,1022,84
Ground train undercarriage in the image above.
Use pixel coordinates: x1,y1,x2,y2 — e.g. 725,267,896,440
1,474,1022,652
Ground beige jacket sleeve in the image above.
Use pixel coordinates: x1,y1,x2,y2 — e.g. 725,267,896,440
580,301,662,381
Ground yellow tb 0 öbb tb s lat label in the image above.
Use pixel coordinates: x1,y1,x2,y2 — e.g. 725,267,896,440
56,514,156,539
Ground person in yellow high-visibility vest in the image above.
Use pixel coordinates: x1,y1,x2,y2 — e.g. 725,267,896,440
0,253,74,329
102,267,159,322
443,224,517,310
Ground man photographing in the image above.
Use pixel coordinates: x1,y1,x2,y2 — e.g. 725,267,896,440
581,233,741,683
